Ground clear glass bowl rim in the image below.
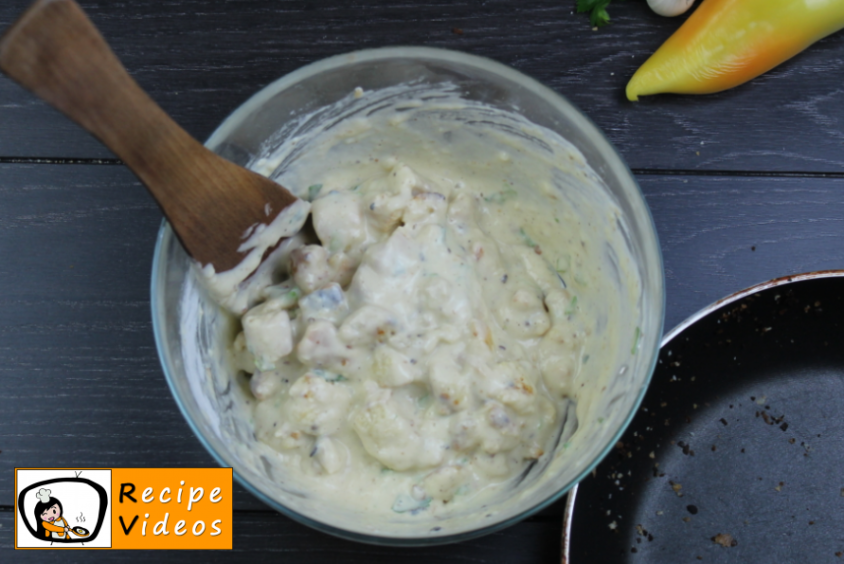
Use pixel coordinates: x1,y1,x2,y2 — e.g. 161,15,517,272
150,45,666,546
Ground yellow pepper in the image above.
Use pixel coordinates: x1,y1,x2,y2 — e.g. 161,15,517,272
627,0,844,101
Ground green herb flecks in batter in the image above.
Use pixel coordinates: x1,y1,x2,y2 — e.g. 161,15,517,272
519,227,537,249
484,186,518,204
392,494,432,514
565,295,578,316
307,183,323,201
631,326,641,355
312,369,348,382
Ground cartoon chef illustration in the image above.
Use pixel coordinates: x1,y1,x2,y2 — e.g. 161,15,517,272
34,488,71,540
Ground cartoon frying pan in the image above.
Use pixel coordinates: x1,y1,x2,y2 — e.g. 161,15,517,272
69,526,90,538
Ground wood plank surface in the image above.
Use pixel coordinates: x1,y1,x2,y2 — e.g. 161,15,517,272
0,163,280,511
0,508,561,562
643,174,844,329
2,1,844,559
1,0,844,172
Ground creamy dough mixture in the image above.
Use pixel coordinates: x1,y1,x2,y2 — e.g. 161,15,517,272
199,85,636,520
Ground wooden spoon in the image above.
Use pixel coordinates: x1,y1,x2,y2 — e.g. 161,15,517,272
0,0,301,274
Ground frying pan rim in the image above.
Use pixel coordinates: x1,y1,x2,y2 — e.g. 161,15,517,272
560,269,844,563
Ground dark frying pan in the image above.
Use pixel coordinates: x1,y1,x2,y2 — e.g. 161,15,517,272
564,271,844,563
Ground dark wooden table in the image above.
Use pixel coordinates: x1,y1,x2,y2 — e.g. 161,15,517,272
2,1,843,561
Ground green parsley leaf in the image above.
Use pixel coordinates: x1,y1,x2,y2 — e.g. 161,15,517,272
519,227,537,248
631,326,641,355
564,295,578,316
307,183,323,201
576,0,612,27
311,368,347,382
483,187,518,204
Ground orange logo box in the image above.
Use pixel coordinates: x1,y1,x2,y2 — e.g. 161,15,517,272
111,468,232,550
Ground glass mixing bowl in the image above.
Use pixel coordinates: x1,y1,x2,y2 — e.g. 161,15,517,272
151,46,664,545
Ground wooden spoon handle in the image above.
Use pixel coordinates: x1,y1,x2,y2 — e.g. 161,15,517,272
0,0,199,184
0,0,299,273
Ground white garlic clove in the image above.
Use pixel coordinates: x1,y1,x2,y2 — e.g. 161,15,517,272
647,0,695,17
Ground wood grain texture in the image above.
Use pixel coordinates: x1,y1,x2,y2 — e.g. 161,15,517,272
0,163,275,512
640,174,844,329
2,2,844,559
0,0,300,273
1,0,844,171
0,508,560,561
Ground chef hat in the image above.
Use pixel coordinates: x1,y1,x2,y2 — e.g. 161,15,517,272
36,488,52,504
